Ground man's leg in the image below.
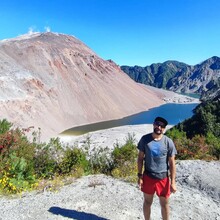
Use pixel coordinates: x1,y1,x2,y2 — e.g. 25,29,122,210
143,193,154,220
159,196,169,220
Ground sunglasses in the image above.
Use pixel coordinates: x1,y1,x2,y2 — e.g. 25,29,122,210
154,121,166,128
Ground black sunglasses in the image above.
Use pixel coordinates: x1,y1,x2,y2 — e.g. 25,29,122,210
154,121,166,128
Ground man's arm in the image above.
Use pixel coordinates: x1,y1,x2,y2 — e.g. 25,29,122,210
137,150,145,189
169,156,177,193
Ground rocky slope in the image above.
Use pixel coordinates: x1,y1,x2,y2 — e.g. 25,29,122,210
0,32,169,141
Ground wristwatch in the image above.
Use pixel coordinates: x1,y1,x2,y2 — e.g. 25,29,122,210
137,173,143,178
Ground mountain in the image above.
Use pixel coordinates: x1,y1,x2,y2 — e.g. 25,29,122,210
0,32,166,141
121,56,220,98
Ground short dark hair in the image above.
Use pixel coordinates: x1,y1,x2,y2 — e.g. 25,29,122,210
154,117,168,127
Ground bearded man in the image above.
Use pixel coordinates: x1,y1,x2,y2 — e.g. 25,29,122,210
137,116,177,220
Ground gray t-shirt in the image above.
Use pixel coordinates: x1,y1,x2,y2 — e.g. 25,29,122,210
137,133,177,179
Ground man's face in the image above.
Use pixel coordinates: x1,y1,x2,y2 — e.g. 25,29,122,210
153,121,166,135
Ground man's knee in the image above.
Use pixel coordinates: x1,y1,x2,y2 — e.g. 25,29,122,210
159,196,169,208
144,194,154,207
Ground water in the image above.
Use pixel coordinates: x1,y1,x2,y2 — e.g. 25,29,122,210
176,92,200,99
61,103,198,136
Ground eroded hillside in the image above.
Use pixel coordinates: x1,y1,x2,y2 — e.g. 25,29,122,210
0,32,166,140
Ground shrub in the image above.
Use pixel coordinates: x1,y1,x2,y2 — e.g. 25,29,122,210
206,132,220,159
87,146,113,175
111,133,138,182
167,127,217,160
1,153,37,193
166,128,191,159
58,147,88,176
111,133,137,167
0,119,12,134
0,125,37,194
33,143,58,179
188,135,211,160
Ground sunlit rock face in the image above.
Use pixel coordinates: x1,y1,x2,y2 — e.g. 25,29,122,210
0,32,164,140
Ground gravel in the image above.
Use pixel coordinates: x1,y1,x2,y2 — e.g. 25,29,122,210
0,160,219,220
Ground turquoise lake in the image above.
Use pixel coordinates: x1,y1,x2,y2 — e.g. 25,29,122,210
61,103,199,135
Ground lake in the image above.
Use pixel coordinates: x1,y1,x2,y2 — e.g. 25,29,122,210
61,103,198,136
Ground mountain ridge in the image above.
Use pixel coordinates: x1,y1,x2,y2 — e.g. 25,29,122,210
121,56,220,99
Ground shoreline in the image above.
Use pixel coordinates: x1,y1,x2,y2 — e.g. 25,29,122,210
57,90,200,147
59,124,174,150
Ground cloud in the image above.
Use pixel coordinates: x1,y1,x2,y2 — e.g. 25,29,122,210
15,26,39,39
28,27,34,34
44,26,51,32
28,26,38,35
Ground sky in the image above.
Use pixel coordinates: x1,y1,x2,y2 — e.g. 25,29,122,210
1,0,220,66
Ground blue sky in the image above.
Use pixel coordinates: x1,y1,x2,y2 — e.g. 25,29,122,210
1,0,220,66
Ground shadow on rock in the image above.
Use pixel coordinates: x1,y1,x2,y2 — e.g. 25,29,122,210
48,206,109,220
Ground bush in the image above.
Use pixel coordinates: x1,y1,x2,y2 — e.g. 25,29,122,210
0,121,37,194
33,137,66,179
2,153,37,193
206,132,220,159
87,146,113,175
111,133,138,182
111,133,137,166
188,135,211,160
33,144,58,179
0,119,12,134
58,147,88,176
167,127,218,160
166,128,191,160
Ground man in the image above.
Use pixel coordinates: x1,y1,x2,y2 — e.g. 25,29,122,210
137,116,177,220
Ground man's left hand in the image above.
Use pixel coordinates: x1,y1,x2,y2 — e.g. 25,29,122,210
170,183,177,193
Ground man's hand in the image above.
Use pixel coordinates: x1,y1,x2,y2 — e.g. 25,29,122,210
168,156,177,194
138,177,143,190
170,182,177,193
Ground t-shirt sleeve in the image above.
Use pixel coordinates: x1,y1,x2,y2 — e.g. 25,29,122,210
167,138,177,157
137,136,145,153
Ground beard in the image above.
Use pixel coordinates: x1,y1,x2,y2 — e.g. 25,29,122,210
154,127,163,135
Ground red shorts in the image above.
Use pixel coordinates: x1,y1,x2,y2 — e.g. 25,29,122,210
141,174,171,198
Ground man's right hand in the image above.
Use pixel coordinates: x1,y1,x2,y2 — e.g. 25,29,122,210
138,177,143,190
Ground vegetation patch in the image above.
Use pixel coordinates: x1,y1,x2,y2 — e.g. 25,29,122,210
166,97,220,160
